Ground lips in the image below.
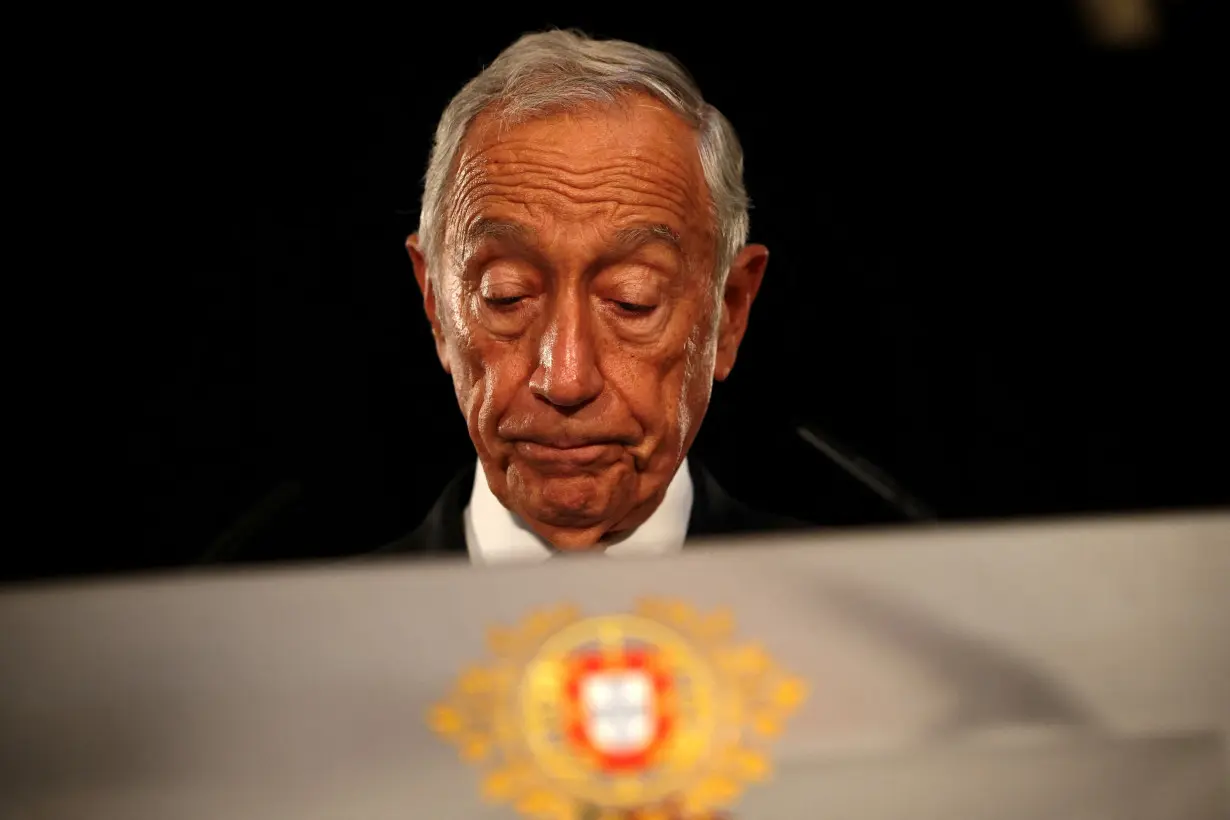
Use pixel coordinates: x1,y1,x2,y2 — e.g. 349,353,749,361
515,434,620,450
512,440,623,470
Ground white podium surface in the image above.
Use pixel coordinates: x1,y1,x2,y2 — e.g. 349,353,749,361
1,512,1227,818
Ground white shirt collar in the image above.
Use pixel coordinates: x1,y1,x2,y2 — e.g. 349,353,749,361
464,459,694,565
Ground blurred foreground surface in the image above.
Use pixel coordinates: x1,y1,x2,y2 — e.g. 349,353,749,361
2,512,1227,818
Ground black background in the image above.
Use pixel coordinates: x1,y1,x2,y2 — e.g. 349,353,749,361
30,5,1225,581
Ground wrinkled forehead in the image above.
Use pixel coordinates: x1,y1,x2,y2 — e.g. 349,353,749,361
443,96,715,263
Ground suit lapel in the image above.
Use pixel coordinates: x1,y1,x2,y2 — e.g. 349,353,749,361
686,459,804,537
686,458,740,538
376,463,472,556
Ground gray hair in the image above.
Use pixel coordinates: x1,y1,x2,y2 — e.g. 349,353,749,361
418,29,750,286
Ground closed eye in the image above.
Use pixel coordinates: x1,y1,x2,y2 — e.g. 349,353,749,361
484,296,524,307
614,301,656,314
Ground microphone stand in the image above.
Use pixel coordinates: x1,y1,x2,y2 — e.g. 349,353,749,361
795,423,938,523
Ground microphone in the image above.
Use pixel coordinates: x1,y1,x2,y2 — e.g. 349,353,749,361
795,423,938,523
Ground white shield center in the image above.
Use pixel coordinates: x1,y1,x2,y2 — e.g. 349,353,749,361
581,670,655,755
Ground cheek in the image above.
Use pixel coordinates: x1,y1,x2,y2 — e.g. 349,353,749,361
448,324,532,436
610,317,716,447
677,324,717,441
441,285,493,421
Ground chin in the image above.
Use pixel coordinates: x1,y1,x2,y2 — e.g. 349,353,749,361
511,464,617,510
510,478,624,544
524,490,613,528
543,528,609,551
514,505,612,550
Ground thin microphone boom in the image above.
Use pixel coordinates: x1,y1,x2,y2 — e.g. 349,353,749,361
796,424,938,523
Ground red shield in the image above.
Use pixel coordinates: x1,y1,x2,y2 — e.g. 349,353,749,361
561,647,674,772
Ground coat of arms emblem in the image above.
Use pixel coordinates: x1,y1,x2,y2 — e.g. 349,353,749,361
428,598,805,819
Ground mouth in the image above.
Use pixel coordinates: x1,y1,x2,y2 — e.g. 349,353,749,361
512,440,623,470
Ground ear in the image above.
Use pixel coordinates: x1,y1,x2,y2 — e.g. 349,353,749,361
406,233,451,374
714,243,769,381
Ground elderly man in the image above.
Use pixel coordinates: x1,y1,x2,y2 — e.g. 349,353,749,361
383,30,800,564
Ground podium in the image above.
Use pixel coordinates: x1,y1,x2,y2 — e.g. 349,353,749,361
2,511,1227,818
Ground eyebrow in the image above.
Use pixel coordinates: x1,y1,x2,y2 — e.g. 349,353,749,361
613,223,683,256
462,218,536,247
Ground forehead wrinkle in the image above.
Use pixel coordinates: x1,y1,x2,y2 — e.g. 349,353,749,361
452,160,704,241
459,192,685,246
445,118,715,268
452,188,713,277
476,138,697,183
458,153,698,213
479,144,697,203
480,164,697,218
457,129,701,200
462,180,695,228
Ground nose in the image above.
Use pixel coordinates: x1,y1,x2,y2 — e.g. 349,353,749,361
528,293,604,409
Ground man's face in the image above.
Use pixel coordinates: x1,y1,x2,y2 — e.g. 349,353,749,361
408,95,767,549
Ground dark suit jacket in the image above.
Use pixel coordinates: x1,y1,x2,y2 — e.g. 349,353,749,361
375,460,808,558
